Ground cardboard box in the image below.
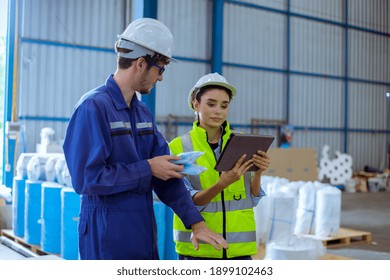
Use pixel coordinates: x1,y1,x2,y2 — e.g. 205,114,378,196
263,148,318,181
353,176,368,192
353,171,378,192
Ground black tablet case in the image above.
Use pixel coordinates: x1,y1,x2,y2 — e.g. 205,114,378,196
215,133,275,172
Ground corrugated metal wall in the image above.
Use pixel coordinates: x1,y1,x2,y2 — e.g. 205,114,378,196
156,0,390,172
16,0,127,152
12,0,390,173
345,0,389,171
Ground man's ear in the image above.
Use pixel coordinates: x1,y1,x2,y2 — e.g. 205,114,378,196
136,57,146,71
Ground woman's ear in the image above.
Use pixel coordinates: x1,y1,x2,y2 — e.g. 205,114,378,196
193,100,199,112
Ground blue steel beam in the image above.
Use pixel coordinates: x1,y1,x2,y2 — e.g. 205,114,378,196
343,0,349,153
285,0,291,123
21,38,115,53
132,0,158,115
2,0,17,187
211,0,224,74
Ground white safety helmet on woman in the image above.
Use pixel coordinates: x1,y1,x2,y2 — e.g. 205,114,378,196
116,18,176,60
188,72,237,111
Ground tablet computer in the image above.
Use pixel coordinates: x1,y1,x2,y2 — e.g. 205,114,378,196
215,133,275,172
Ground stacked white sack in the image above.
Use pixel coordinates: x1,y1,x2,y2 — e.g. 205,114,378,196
293,182,317,235
254,176,289,244
280,181,306,196
266,189,297,242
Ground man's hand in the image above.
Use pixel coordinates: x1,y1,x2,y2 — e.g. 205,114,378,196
147,155,184,180
190,221,228,251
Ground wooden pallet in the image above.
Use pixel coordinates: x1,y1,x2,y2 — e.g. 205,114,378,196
304,228,372,248
0,229,49,256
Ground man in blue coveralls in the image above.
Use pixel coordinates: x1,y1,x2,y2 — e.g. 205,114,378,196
63,18,228,260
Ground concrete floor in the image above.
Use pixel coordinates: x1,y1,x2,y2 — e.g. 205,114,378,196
0,243,27,259
326,191,390,259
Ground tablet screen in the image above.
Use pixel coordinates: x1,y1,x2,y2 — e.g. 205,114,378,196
215,133,275,172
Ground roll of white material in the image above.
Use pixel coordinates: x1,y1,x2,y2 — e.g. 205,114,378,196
27,153,64,181
265,236,326,260
16,153,35,179
294,182,317,235
314,186,341,237
45,155,63,182
62,164,73,187
27,155,47,181
318,145,353,185
55,157,66,185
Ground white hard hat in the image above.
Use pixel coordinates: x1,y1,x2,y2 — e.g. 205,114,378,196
116,18,175,60
188,73,237,110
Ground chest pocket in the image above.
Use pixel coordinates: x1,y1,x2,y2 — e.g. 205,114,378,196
136,121,153,137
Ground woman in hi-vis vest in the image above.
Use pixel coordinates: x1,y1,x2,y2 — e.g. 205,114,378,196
169,73,271,260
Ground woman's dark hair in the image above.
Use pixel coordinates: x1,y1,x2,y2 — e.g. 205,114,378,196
193,85,233,104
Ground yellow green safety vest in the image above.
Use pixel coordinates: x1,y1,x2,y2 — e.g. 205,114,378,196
168,122,257,258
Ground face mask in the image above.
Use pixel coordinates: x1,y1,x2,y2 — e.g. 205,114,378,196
171,151,206,175
180,164,207,176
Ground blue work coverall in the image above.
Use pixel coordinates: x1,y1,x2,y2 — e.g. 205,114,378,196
63,74,203,260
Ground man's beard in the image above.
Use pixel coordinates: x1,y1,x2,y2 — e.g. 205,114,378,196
138,72,153,94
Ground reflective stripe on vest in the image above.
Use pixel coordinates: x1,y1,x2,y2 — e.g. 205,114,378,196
174,230,256,244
